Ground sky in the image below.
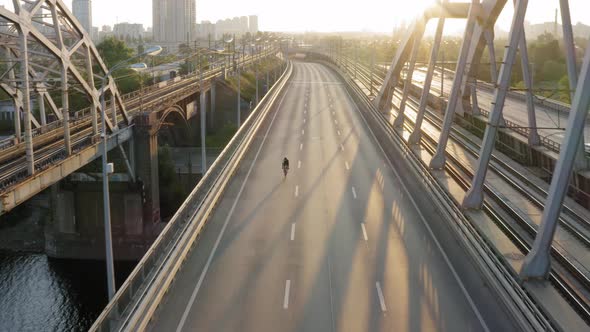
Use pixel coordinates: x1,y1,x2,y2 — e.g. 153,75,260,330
2,0,590,33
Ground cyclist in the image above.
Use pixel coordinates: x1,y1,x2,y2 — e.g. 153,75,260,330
282,157,290,178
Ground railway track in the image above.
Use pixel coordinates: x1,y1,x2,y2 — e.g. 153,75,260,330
329,53,590,324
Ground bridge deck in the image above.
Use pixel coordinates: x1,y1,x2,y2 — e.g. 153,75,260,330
148,62,514,331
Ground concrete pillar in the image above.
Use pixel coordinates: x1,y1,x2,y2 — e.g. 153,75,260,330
135,112,160,224
462,0,528,209
200,91,207,174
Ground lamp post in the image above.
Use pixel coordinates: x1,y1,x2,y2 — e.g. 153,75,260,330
99,46,161,300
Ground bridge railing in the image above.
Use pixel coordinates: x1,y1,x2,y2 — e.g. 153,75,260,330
318,55,554,331
90,58,291,332
0,49,277,154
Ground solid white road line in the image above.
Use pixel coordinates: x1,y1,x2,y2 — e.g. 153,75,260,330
298,160,301,169
352,187,357,199
175,84,289,332
300,143,303,151
291,223,296,241
376,282,387,312
284,280,291,309
345,161,350,170
295,185,299,197
361,223,368,241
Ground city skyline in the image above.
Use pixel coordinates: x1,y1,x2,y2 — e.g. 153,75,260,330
2,0,590,33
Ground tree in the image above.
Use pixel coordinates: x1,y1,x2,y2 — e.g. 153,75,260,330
97,36,134,68
96,37,141,94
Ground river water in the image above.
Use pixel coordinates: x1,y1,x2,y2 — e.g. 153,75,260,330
0,251,135,331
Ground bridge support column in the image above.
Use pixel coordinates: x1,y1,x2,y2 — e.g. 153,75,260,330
429,0,479,170
394,26,425,128
462,0,528,209
409,12,446,145
520,41,590,280
45,174,153,260
471,85,480,116
135,112,160,224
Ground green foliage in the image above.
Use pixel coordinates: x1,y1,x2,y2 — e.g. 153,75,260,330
96,36,134,68
206,124,237,148
542,60,566,82
558,75,571,103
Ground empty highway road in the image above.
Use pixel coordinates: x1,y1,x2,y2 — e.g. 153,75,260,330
148,62,514,332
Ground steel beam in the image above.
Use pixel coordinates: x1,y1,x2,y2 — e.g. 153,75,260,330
462,0,528,209
20,29,35,175
110,94,118,130
38,91,46,126
518,28,540,146
471,84,481,116
560,0,588,171
62,65,72,156
520,41,590,280
429,0,480,169
484,28,498,84
394,27,425,128
408,14,446,145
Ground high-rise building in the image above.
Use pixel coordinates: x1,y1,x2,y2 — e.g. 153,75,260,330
72,0,92,35
153,0,196,50
248,15,258,34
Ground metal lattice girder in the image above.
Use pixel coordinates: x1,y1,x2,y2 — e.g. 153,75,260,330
462,0,529,209
374,1,473,113
408,3,447,145
559,0,588,171
429,0,480,170
0,0,130,175
394,25,425,128
520,40,590,280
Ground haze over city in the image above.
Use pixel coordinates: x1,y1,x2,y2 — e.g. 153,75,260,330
2,0,590,32
3,0,590,331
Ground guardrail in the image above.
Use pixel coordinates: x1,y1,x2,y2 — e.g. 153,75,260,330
89,59,292,332
318,55,555,331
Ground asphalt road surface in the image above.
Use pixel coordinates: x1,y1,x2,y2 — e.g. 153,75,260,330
149,62,510,332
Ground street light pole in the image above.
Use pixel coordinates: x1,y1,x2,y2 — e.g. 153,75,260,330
237,66,241,127
99,79,116,300
98,46,161,301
